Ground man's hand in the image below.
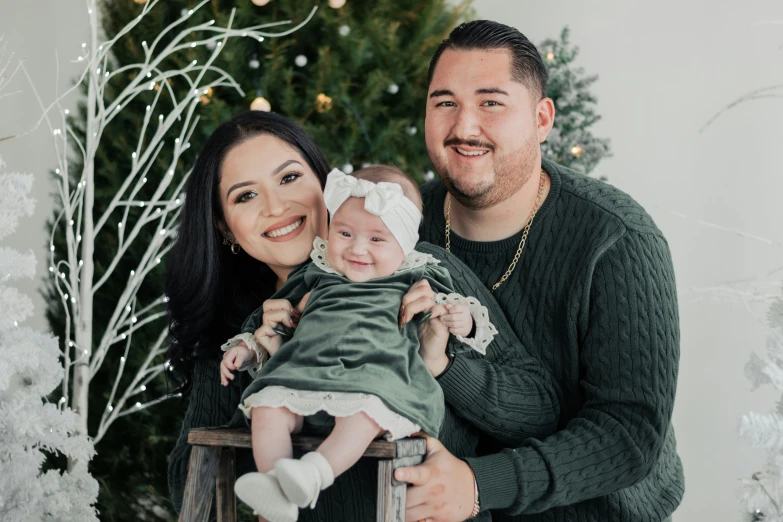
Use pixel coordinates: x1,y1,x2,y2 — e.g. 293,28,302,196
220,343,255,386
394,435,476,522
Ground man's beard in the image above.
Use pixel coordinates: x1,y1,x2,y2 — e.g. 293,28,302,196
430,135,539,211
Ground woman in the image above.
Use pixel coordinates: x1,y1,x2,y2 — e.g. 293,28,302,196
165,111,559,521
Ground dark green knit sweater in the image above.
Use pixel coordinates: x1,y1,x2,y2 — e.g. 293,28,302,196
167,239,564,519
421,158,684,521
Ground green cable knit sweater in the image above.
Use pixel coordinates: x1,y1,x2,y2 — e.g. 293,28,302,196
420,158,684,521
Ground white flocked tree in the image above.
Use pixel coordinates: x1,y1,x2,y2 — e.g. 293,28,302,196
0,37,100,514
0,152,99,521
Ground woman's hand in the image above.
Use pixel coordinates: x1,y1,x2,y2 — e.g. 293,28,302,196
417,304,450,376
261,298,299,330
400,279,436,325
220,343,255,386
402,280,450,376
261,293,309,329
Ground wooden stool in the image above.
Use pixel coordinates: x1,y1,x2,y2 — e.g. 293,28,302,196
179,428,426,522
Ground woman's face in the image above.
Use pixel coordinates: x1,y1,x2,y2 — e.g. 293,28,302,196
218,134,328,282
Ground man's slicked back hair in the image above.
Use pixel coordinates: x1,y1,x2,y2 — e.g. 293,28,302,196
427,20,548,100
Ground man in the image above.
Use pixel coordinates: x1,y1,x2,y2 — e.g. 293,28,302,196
397,20,684,522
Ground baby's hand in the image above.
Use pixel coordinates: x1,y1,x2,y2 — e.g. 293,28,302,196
254,324,283,357
220,343,255,386
440,304,473,338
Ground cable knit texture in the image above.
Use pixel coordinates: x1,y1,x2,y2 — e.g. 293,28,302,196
419,158,684,521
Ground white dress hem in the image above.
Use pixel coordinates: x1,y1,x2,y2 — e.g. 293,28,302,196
240,385,422,441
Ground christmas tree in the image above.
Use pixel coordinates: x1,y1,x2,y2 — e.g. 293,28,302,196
42,1,610,519
539,27,611,176
0,150,99,521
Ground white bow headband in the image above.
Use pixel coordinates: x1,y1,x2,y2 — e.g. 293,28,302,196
323,168,421,255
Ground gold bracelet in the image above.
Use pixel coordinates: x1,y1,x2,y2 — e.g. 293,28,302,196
469,471,480,518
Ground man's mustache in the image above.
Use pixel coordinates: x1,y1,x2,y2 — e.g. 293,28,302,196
443,138,495,151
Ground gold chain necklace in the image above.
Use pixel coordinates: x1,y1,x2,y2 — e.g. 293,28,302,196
445,169,546,291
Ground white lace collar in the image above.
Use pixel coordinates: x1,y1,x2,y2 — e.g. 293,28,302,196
310,237,439,278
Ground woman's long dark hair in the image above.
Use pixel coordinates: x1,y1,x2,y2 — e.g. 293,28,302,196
165,111,330,392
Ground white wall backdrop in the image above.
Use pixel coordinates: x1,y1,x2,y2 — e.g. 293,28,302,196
2,1,783,520
0,0,88,331
472,1,783,520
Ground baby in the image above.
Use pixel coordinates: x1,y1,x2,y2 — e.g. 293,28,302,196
220,166,496,522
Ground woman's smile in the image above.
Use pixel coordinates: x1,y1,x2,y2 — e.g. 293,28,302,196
264,216,305,239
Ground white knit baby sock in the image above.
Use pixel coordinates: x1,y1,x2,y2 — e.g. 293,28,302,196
275,452,335,509
234,470,298,522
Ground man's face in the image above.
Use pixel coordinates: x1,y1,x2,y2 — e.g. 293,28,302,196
425,48,548,209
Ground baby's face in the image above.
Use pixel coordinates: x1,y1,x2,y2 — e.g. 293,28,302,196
326,197,406,282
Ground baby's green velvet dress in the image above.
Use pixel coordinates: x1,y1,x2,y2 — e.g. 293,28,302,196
231,240,492,439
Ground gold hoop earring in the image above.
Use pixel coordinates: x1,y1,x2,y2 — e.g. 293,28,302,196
231,242,241,255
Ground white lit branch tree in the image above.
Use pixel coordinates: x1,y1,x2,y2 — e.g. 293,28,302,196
31,0,314,518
